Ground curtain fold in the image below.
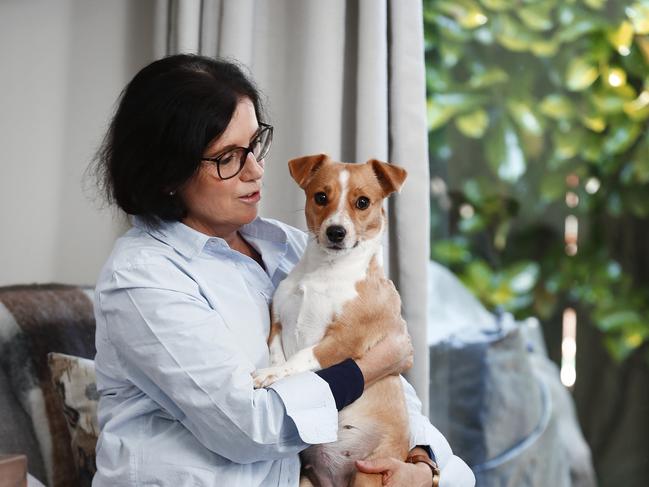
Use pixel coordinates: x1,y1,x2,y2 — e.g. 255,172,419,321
157,0,430,411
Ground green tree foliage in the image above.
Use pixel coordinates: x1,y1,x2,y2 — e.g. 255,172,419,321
425,0,649,362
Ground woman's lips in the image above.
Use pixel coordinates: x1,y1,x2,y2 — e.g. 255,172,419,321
239,190,261,203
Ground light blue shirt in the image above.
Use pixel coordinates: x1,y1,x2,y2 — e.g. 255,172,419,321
92,216,474,486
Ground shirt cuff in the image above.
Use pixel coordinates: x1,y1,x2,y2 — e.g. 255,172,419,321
315,358,364,410
269,371,338,445
415,444,435,462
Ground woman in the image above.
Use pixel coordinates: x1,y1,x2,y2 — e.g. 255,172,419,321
92,54,474,487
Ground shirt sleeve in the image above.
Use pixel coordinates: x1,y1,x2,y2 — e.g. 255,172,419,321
401,376,476,486
98,262,338,464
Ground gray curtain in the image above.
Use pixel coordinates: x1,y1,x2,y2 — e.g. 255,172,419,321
156,0,430,410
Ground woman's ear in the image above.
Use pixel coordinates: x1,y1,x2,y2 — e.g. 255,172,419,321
368,159,408,196
288,154,329,189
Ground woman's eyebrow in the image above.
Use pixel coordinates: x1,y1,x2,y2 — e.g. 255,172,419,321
205,126,261,156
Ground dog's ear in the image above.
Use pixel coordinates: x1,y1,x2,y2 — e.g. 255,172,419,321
369,159,408,196
288,154,329,189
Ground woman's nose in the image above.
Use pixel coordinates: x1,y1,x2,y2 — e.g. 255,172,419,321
241,152,264,180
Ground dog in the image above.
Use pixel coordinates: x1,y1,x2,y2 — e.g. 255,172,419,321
253,154,411,487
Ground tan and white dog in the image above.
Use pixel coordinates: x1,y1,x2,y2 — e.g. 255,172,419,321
253,154,410,487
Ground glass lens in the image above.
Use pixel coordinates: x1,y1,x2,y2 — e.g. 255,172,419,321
251,126,272,161
217,148,246,179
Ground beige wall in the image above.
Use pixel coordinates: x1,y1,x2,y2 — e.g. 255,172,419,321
0,0,155,286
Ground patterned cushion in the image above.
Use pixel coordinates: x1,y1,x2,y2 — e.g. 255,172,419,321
48,353,98,486
0,284,96,487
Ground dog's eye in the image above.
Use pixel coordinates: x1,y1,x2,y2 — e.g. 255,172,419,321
356,196,370,210
314,192,328,206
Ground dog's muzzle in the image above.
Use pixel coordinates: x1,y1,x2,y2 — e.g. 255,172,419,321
326,225,346,244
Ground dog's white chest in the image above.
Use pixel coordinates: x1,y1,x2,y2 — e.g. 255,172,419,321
273,242,375,358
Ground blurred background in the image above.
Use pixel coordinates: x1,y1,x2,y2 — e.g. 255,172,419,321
424,0,649,484
1,0,648,486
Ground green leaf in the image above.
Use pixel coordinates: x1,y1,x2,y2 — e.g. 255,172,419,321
602,119,642,155
539,94,576,119
490,280,515,306
440,41,465,67
479,0,512,12
455,109,490,138
583,0,606,10
494,220,511,251
565,57,600,91
431,239,471,264
607,20,635,55
486,117,527,183
467,67,509,89
623,90,649,121
580,114,607,132
504,262,541,294
427,93,488,130
553,127,585,160
597,310,644,332
462,179,486,204
530,39,560,57
459,213,487,233
431,13,473,43
426,66,452,92
506,100,544,136
589,90,630,114
463,260,494,294
517,3,554,31
557,6,606,42
437,0,489,29
626,2,649,35
493,14,539,51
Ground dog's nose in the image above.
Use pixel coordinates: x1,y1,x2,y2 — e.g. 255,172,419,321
326,225,346,243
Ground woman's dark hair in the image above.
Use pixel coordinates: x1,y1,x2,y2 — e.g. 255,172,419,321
93,54,265,225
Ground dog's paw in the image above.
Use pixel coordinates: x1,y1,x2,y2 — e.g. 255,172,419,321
252,366,289,388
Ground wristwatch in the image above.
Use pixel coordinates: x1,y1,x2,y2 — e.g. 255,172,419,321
406,453,441,487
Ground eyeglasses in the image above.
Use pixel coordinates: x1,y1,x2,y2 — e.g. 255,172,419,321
201,123,273,180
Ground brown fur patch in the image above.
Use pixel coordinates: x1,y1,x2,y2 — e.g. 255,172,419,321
301,161,398,244
267,321,282,346
312,257,404,367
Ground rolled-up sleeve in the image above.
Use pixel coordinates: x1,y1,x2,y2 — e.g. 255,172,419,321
98,262,338,464
401,377,475,486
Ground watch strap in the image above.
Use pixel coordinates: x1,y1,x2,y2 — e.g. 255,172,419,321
406,453,441,487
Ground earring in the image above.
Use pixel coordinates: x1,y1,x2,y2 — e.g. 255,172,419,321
168,190,176,196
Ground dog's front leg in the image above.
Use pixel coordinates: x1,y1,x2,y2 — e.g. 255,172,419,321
253,345,320,388
268,322,286,366
252,328,362,388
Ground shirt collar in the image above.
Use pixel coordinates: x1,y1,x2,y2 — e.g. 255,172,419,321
132,216,288,260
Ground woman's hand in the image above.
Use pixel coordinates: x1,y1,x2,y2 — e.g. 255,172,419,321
355,457,433,487
355,321,413,387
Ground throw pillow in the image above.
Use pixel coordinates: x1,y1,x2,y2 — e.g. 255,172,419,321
48,352,98,487
0,284,97,487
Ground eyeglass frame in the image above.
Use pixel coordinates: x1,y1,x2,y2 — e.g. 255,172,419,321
201,122,273,180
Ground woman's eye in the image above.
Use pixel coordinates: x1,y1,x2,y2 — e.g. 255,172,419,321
218,153,236,166
314,192,328,206
356,196,370,210
217,151,237,166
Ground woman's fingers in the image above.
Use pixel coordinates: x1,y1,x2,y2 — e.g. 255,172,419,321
355,457,397,474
